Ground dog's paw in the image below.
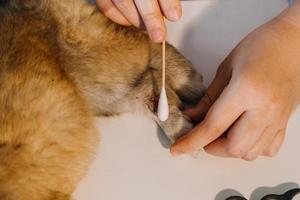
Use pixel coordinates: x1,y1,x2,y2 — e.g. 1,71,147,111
158,114,193,143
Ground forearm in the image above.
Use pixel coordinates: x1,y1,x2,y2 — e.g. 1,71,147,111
247,1,300,103
283,1,300,95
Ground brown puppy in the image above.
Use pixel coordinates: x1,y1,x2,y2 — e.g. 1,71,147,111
0,0,205,199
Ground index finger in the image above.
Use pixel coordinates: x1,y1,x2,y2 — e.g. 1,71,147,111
134,0,166,43
170,86,245,155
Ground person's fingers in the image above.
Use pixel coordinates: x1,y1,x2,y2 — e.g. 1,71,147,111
224,111,268,158
262,128,286,157
170,86,244,155
111,0,142,27
203,112,266,158
158,0,182,21
242,126,277,161
183,92,214,123
184,55,233,123
202,137,229,157
96,0,131,26
134,0,166,43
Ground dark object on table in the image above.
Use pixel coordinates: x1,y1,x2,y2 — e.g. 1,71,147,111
261,188,300,200
226,196,247,200
226,188,300,200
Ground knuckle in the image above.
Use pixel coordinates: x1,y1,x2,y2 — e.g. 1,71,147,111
243,154,257,161
112,0,129,6
142,11,161,22
263,102,275,110
263,126,277,138
277,127,286,135
99,3,114,14
264,148,278,157
227,146,245,158
184,140,198,151
204,119,221,133
204,122,222,139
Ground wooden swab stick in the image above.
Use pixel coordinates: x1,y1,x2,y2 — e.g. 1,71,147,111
162,40,166,88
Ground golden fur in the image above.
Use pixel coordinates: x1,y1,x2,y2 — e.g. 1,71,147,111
0,0,205,199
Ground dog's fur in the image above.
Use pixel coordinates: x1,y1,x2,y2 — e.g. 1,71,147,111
0,0,205,199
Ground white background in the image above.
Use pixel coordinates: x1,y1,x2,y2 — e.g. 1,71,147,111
74,1,300,199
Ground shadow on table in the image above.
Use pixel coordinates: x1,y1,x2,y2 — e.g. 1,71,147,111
215,182,299,200
215,189,245,200
156,126,172,149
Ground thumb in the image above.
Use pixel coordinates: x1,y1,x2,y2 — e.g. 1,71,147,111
184,57,233,123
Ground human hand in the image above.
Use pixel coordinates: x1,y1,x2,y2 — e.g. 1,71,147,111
170,12,300,160
96,0,182,43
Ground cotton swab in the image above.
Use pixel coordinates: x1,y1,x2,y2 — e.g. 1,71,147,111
157,40,169,122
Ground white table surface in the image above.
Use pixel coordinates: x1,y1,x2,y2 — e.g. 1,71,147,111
74,1,300,199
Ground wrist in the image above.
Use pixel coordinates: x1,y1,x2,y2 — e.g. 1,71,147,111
276,1,300,31
258,17,300,104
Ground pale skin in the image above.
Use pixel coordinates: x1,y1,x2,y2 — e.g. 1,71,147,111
96,0,300,160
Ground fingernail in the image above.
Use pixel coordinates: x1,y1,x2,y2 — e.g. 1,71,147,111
150,28,164,43
168,8,180,21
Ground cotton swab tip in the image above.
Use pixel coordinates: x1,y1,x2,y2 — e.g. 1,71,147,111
157,88,169,121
